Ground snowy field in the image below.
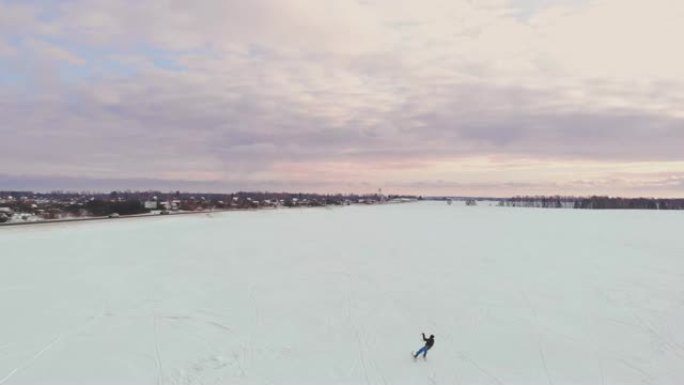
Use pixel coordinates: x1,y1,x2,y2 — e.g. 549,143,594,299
1,201,684,385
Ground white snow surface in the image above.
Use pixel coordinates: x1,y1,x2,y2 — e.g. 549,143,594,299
1,201,684,385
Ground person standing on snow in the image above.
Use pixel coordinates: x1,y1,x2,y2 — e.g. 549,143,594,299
414,333,435,359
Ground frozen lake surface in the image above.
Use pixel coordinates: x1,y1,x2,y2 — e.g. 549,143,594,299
2,201,684,384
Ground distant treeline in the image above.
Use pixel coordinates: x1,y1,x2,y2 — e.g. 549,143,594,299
500,196,684,210
0,190,415,203
1,190,419,220
81,200,149,216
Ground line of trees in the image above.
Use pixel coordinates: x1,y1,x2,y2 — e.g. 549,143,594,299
499,196,684,210
82,200,149,216
499,196,575,208
573,196,684,210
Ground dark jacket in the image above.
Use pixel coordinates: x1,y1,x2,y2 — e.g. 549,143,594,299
422,333,435,348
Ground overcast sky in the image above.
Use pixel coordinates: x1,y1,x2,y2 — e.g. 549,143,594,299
1,0,683,196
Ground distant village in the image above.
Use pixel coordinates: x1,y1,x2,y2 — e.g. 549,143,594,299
0,190,420,224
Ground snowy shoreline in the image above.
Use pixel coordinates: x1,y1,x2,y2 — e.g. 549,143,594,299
0,200,417,228
0,208,260,227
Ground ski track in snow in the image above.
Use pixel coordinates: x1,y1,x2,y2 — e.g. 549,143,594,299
535,338,553,385
512,279,554,385
618,358,654,384
633,313,684,361
0,308,105,385
160,314,234,334
0,333,64,385
154,314,164,385
343,273,366,384
354,329,371,385
462,354,506,385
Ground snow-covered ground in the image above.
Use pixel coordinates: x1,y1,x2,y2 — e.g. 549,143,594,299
1,201,683,385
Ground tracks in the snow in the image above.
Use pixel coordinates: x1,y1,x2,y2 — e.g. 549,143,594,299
153,314,164,385
344,272,388,385
0,333,64,385
0,308,105,385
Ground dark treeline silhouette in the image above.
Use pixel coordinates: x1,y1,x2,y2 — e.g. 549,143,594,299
83,200,149,216
573,196,684,210
499,196,575,208
500,195,684,210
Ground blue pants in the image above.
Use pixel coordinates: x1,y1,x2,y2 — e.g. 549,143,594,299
414,346,431,358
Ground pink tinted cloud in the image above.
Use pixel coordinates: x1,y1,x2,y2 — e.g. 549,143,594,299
1,0,684,195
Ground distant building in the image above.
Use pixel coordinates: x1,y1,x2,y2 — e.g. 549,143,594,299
144,201,158,209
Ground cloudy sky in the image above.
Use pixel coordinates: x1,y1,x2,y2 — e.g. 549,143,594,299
1,0,683,196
